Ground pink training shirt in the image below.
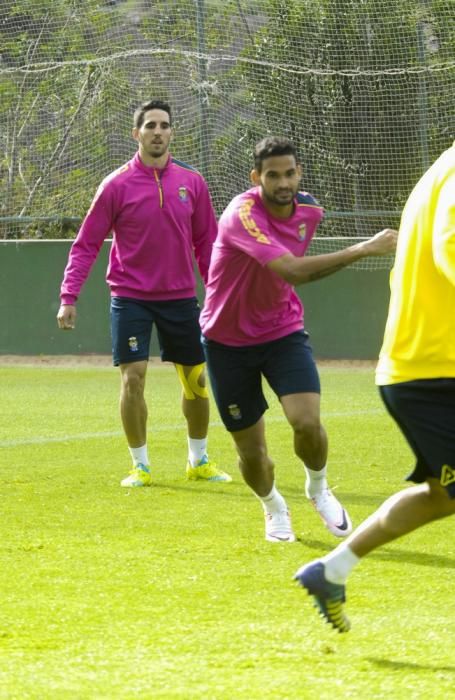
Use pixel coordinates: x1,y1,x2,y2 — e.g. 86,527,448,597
200,187,324,346
60,152,217,305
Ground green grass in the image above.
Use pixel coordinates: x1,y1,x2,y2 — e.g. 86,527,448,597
1,361,454,699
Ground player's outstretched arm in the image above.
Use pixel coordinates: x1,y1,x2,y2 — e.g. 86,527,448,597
57,304,77,330
267,228,398,285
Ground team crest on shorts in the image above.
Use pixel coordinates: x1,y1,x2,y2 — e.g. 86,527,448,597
178,186,188,202
228,404,242,420
440,464,455,487
128,336,139,352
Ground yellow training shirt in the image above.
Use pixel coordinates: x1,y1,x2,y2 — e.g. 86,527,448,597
376,142,455,385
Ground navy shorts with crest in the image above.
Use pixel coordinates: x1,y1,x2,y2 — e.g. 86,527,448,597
202,330,320,432
110,296,205,366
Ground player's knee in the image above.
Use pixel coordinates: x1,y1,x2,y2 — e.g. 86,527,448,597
427,478,455,516
175,362,209,400
236,441,268,469
121,365,146,397
290,414,321,439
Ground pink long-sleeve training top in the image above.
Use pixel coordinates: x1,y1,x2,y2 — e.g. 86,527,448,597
60,152,217,305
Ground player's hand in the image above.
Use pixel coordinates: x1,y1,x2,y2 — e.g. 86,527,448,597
57,304,76,330
363,228,398,256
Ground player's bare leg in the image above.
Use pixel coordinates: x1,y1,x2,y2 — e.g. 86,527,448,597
345,479,455,557
119,360,151,486
281,392,327,469
231,417,273,495
294,479,455,632
176,363,231,482
179,364,210,439
281,392,352,537
232,418,295,541
119,360,148,446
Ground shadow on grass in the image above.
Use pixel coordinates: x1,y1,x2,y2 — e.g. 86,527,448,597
150,481,252,498
369,547,455,569
301,538,455,569
367,657,455,673
282,486,392,508
150,482,392,514
133,484,455,567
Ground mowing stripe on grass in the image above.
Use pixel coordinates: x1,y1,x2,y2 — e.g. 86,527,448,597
0,408,382,448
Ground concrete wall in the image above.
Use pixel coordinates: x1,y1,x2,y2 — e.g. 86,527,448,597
0,241,390,359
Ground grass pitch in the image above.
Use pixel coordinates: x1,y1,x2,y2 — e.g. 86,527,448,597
0,359,454,699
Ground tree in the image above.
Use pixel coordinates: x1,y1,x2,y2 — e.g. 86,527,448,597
210,0,455,235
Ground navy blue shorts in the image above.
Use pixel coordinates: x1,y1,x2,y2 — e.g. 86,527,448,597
110,296,205,366
380,379,455,498
202,330,320,432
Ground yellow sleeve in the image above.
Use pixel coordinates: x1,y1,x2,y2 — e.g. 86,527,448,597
433,171,455,286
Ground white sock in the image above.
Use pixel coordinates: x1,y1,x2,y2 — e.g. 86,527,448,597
258,485,288,514
187,437,208,466
128,444,149,467
304,464,328,497
322,543,360,584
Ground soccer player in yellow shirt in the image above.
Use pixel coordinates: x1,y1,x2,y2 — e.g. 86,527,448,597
295,141,455,632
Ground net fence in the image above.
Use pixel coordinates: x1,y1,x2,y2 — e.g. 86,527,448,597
1,0,454,269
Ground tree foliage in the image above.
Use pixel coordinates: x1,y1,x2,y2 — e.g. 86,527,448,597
1,0,454,239
211,0,454,236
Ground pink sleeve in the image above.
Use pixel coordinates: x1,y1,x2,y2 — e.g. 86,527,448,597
190,177,217,284
60,184,114,304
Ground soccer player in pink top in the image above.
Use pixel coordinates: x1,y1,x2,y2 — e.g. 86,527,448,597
200,136,396,543
57,100,231,487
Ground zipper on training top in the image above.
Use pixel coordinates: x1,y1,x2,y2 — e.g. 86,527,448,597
153,169,164,208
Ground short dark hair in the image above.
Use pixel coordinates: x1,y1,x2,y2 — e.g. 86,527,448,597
133,100,172,129
254,136,298,172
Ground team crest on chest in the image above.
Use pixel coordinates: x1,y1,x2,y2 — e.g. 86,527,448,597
178,186,189,202
298,223,307,240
